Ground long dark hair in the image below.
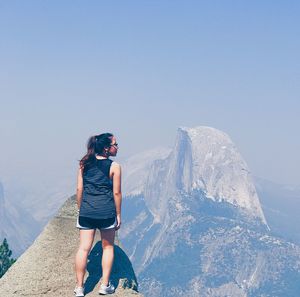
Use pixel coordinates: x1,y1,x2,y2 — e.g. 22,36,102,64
80,133,113,170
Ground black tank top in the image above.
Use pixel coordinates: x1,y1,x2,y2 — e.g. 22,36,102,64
79,158,116,219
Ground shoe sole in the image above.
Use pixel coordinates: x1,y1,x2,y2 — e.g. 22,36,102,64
98,290,115,295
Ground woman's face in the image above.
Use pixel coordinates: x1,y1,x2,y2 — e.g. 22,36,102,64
108,136,118,157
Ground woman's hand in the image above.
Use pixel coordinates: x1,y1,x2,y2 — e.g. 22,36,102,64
115,214,122,230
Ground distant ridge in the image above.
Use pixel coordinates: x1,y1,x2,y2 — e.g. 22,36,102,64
0,195,142,297
0,181,41,257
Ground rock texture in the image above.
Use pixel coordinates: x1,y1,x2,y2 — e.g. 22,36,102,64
0,195,142,297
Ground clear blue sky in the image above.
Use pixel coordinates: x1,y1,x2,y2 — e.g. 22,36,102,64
0,1,299,197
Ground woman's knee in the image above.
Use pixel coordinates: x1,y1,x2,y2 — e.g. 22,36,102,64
78,229,95,253
102,244,114,251
78,244,92,253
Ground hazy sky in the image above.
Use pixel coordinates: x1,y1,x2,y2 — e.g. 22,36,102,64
1,1,299,199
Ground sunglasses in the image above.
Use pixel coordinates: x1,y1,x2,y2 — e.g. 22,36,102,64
110,143,119,148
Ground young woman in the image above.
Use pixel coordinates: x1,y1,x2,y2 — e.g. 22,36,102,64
74,133,122,296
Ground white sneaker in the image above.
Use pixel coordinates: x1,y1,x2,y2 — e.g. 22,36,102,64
98,281,115,295
74,286,85,297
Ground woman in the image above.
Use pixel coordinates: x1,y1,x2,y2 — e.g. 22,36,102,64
74,133,122,296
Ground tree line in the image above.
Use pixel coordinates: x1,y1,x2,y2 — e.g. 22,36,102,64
0,238,16,278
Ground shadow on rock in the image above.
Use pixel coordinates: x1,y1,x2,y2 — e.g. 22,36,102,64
84,241,139,294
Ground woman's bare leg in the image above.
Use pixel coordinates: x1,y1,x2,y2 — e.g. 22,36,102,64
75,229,96,287
100,228,115,286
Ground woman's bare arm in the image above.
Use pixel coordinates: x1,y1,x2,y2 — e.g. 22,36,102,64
76,167,83,211
112,162,122,229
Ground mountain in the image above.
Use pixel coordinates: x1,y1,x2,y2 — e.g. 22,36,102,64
0,181,41,257
254,176,300,245
0,195,142,297
123,126,267,224
122,147,172,197
0,173,76,257
2,125,300,296
120,126,300,297
4,175,76,224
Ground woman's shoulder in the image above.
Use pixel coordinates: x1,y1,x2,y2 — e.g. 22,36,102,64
110,161,121,171
111,160,121,167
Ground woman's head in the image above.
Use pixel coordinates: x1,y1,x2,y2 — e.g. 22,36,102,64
94,133,118,157
80,132,118,169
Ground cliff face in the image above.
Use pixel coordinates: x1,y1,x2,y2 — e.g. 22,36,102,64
119,126,300,297
0,195,142,297
123,126,266,225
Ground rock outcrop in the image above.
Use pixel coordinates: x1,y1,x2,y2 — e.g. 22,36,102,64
122,126,267,225
0,195,142,297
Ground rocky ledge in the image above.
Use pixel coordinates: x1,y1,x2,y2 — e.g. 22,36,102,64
0,195,143,297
